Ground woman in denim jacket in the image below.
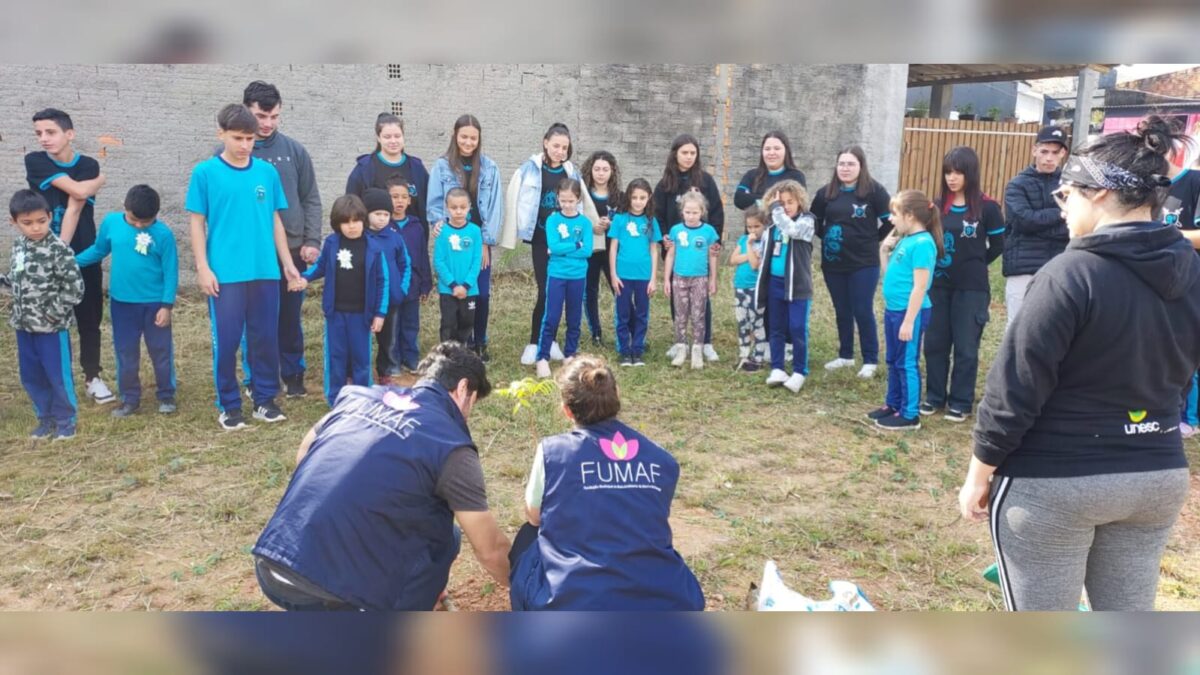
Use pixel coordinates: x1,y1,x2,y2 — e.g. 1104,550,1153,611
500,122,599,367
427,114,504,362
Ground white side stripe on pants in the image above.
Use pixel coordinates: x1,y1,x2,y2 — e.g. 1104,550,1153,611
988,475,1016,611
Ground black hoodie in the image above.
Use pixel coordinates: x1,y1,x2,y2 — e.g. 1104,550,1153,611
974,221,1200,478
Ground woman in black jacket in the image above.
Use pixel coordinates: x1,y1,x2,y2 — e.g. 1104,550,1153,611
653,134,725,361
734,131,807,210
959,116,1200,611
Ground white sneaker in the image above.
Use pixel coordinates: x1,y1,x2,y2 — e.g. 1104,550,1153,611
550,342,565,361
783,372,806,393
824,358,855,371
765,369,789,387
1182,422,1198,439
691,345,704,369
520,344,538,366
670,344,688,367
703,344,720,362
857,364,877,379
87,377,116,404
535,360,552,379
666,343,682,359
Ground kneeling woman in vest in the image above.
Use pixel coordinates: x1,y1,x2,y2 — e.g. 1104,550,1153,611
509,356,705,610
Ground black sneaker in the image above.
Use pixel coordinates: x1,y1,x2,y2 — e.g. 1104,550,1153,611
284,377,308,399
253,401,287,423
633,355,646,367
876,414,921,431
944,408,970,423
478,345,491,363
218,410,247,431
619,355,634,367
111,402,140,418
918,402,940,417
737,360,762,373
866,405,898,420
591,335,604,348
30,419,54,439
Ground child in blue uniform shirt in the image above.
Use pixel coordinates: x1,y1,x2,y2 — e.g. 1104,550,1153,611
388,177,431,373
298,194,388,405
868,190,943,431
664,192,719,370
76,185,179,417
362,188,411,382
535,179,592,378
728,205,767,372
607,178,661,367
433,188,484,344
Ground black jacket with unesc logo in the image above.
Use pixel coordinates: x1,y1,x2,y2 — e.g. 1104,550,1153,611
974,221,1200,478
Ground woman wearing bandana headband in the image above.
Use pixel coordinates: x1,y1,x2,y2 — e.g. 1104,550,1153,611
959,115,1200,611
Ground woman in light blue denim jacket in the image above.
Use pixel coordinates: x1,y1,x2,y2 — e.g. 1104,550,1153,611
501,122,599,367
426,114,504,362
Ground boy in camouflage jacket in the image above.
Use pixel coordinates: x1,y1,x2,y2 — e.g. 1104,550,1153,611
2,190,85,439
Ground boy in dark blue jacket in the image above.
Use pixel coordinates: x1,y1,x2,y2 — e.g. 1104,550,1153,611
298,194,388,405
363,188,411,382
388,177,431,372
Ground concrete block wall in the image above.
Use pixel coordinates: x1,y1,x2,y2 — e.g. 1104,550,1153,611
0,64,906,279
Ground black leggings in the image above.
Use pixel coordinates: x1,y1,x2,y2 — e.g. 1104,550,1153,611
528,234,550,345
584,245,613,339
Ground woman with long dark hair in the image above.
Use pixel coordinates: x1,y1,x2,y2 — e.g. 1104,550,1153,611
921,146,1004,422
500,123,599,367
426,114,504,361
581,150,622,346
960,116,1200,610
810,145,891,379
652,133,725,362
346,112,430,228
734,130,807,210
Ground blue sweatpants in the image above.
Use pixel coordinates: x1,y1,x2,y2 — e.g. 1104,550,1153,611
473,263,491,349
208,280,281,412
323,311,374,406
239,250,307,389
767,275,811,375
884,307,931,420
824,266,881,364
538,276,584,362
1182,371,1199,426
396,299,422,371
614,279,650,358
111,300,176,407
17,330,77,427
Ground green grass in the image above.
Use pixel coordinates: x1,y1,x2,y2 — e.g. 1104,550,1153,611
0,260,1196,610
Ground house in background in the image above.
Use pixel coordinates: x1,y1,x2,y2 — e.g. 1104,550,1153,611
905,80,1048,122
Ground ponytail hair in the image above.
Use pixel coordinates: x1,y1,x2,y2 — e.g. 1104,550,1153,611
1074,114,1190,210
542,122,573,164
374,112,404,154
891,189,945,260
556,355,621,425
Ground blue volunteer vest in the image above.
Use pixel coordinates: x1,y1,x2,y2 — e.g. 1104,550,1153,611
254,382,474,610
511,418,705,610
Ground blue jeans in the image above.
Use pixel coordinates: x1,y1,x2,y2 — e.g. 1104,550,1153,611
823,266,880,364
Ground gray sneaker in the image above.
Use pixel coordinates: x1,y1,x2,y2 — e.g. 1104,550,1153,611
158,399,178,415
111,402,139,418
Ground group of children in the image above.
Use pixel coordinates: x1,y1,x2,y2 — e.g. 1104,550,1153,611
3,100,963,439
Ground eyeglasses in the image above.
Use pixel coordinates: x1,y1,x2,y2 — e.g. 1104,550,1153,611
1051,182,1094,208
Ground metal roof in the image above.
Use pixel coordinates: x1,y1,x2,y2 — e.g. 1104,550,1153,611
908,64,1115,87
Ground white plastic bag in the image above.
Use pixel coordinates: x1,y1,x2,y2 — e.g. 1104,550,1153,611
756,560,875,612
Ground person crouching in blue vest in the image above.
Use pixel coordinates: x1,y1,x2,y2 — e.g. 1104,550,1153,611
510,355,705,610
296,194,389,406
253,341,512,610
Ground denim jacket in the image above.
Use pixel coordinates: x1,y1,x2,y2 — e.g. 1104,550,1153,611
426,154,504,246
500,154,598,249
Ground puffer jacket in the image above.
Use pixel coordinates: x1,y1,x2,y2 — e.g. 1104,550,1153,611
1002,165,1068,276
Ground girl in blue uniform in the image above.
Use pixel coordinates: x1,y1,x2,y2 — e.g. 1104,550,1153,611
510,355,704,610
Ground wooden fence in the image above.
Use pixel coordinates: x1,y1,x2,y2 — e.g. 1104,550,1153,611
899,119,1043,206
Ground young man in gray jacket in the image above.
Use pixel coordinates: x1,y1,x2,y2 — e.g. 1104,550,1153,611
240,81,323,398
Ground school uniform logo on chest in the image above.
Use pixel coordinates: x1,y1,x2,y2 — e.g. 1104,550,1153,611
449,234,472,251
337,248,354,269
852,203,868,218
626,221,641,237
255,185,266,202
134,232,153,255
677,231,690,247
961,220,979,238
580,431,663,492
541,192,558,209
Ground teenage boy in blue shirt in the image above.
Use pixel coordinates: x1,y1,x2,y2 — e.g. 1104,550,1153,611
186,103,303,430
76,185,179,418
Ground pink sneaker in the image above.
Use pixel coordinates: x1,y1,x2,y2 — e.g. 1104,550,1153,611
1181,423,1198,439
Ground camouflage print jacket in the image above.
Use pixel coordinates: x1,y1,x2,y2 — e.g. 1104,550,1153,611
1,234,84,333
